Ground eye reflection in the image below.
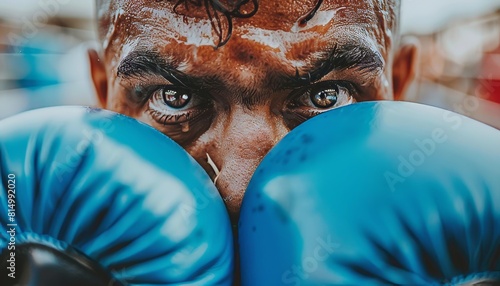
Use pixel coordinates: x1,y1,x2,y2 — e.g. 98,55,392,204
311,89,338,108
146,86,211,126
144,85,214,145
284,80,356,128
163,89,191,108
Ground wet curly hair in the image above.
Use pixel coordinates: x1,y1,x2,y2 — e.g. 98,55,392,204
173,0,260,47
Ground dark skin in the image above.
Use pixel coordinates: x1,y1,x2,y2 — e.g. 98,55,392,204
89,0,417,250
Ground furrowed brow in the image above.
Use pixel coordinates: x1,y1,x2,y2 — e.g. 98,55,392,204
286,43,385,87
116,51,204,87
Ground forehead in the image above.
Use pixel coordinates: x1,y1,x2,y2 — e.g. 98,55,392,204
101,0,395,81
107,0,384,25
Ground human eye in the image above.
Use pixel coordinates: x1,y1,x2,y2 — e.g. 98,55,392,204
145,85,212,126
283,80,356,127
121,84,215,145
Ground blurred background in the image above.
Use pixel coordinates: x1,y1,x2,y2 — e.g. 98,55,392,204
0,0,499,128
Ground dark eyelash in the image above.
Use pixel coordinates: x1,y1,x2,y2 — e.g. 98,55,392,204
146,108,194,125
128,84,202,107
290,80,356,101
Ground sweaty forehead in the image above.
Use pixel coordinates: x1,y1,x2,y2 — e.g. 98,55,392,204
99,0,396,48
102,0,377,21
99,0,396,87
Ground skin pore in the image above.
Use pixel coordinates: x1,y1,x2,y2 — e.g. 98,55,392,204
89,0,418,227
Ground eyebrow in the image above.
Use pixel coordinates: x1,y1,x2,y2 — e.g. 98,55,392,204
283,43,385,88
117,51,207,88
117,44,384,91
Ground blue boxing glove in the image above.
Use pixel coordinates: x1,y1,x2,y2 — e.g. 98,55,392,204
239,101,500,285
0,106,233,285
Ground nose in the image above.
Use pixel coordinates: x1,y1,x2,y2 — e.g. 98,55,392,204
209,105,288,224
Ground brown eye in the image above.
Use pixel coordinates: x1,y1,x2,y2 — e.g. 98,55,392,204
284,80,356,128
163,89,191,108
311,89,338,108
147,86,213,126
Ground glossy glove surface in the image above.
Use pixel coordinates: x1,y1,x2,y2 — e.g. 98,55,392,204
0,106,233,285
240,101,500,285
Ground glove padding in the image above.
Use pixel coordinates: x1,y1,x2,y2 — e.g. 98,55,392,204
239,101,500,285
0,106,233,285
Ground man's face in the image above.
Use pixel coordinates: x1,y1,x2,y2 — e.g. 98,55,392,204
90,0,413,223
